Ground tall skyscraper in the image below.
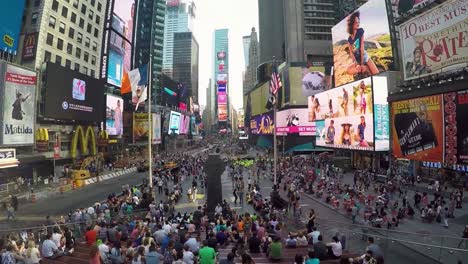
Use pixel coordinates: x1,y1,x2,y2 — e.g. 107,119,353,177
134,0,166,106
162,0,195,77
258,0,285,63
173,32,199,105
243,27,260,94
213,29,229,128
243,35,251,67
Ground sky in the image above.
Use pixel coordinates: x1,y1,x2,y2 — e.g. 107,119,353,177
193,0,258,110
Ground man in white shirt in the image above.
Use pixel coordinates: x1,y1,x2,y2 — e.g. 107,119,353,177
307,227,320,245
326,236,342,259
162,222,172,234
182,244,195,264
42,233,63,259
184,236,200,253
98,240,110,260
87,206,95,216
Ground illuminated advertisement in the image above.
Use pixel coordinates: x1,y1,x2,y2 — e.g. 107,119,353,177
373,76,389,151
133,113,149,143
217,51,226,60
287,64,332,106
218,105,228,122
0,0,25,53
276,108,316,136
218,91,227,104
315,77,374,151
400,0,468,81
217,73,228,84
21,32,38,61
218,83,226,92
332,0,393,87
444,90,468,165
392,0,436,18
106,94,123,136
168,111,181,135
179,114,190,135
190,116,196,136
250,113,274,135
391,95,444,162
152,113,161,144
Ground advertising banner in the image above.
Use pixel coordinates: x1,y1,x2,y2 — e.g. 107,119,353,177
373,76,389,151
44,62,104,122
400,0,468,80
276,108,316,136
217,73,228,84
218,104,228,122
0,63,36,145
392,0,436,18
332,0,393,87
218,83,226,92
315,77,374,151
218,91,227,104
444,90,468,165
168,111,181,134
0,0,25,53
133,113,148,143
105,94,123,136
217,51,226,60
152,113,161,144
250,113,274,135
190,116,196,136
21,32,38,61
391,95,444,162
179,114,190,135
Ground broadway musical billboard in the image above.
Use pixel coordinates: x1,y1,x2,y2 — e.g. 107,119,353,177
444,90,468,165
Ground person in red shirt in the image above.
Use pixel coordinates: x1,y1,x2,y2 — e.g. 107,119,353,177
85,226,97,246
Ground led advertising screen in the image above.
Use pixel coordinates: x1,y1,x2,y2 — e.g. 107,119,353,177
0,63,36,145
190,116,197,136
391,95,444,162
0,0,25,53
133,113,148,143
218,83,226,93
286,64,332,106
106,94,123,136
217,73,228,84
400,0,468,81
250,113,274,135
179,114,190,135
444,90,468,165
152,113,161,144
168,111,181,135
392,0,436,18
218,105,228,122
332,0,393,87
315,77,374,151
373,76,389,151
43,62,104,122
218,91,227,105
276,108,316,136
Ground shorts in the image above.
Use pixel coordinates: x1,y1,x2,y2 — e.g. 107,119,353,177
354,51,369,64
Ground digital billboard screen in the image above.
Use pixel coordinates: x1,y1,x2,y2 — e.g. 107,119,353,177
0,0,25,53
444,90,468,165
106,94,123,136
168,111,181,135
250,113,274,135
179,114,190,135
218,105,228,122
391,95,444,162
152,113,161,144
133,113,148,143
44,62,104,122
373,76,389,151
331,0,393,87
276,108,316,136
218,91,227,104
399,0,468,81
315,77,374,151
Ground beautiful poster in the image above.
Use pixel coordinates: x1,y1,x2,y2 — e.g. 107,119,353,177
152,113,161,144
133,113,149,143
391,95,444,162
445,90,468,165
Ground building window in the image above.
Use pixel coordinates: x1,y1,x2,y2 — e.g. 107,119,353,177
84,51,89,62
88,10,93,20
57,38,63,50
55,55,62,65
68,27,75,39
67,43,73,54
79,18,84,28
73,0,79,8
90,69,95,78
46,33,54,46
74,63,80,71
44,51,52,62
34,0,41,7
81,4,86,15
91,55,96,65
71,12,76,23
97,2,101,11
95,15,100,24
51,0,59,11
49,16,56,28
92,41,97,51
87,23,92,33
83,66,88,75
66,59,71,68
61,6,68,17
75,47,81,58
59,22,66,34
90,0,95,6
85,37,90,48
77,32,82,43
31,12,39,25
94,28,99,38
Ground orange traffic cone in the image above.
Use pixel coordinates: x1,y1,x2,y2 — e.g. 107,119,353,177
31,193,36,203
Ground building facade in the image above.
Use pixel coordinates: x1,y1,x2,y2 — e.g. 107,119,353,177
173,32,199,105
162,0,195,77
258,0,285,63
242,35,251,68
243,27,260,94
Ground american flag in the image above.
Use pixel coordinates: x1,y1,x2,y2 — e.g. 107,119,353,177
269,66,282,96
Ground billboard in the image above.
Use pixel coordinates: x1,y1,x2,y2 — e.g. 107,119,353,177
315,77,374,151
391,95,444,162
250,113,274,135
276,108,316,136
392,0,436,18
218,83,226,92
332,0,393,87
152,113,161,144
168,111,181,134
0,63,36,145
217,73,228,84
43,62,104,122
286,64,332,106
373,76,389,151
179,114,190,135
0,0,25,53
400,0,468,81
133,113,148,142
217,51,226,60
218,91,227,104
218,104,228,122
105,94,123,136
190,116,196,136
21,32,38,61
444,91,468,165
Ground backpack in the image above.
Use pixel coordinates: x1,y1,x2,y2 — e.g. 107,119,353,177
163,249,174,264
1,252,15,264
